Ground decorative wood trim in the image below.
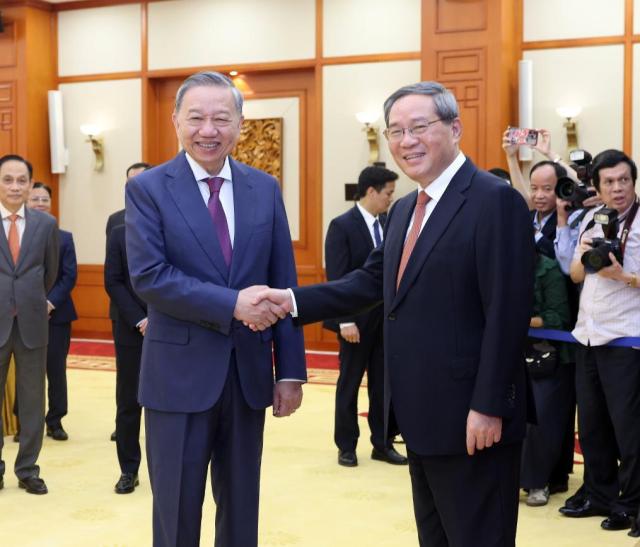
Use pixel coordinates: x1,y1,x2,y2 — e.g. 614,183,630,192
435,0,487,34
321,51,421,66
0,23,18,68
147,60,317,79
140,1,148,74
315,0,323,60
71,264,111,340
0,0,52,10
522,36,625,51
53,0,144,11
58,71,142,84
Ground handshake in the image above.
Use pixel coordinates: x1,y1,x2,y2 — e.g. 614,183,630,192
233,285,294,331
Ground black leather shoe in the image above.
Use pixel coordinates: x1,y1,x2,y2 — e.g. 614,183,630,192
559,499,607,518
13,433,19,443
601,512,634,531
372,446,408,465
18,476,48,495
562,485,588,509
338,450,357,467
0,476,3,490
110,431,116,442
46,426,68,441
114,473,139,494
629,513,640,537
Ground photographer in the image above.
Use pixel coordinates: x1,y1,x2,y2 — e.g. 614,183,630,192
503,128,572,259
561,149,640,532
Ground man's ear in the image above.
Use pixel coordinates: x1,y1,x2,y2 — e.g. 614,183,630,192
451,118,463,141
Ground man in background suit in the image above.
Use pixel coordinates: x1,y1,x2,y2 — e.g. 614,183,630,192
324,165,406,467
105,161,151,442
125,72,306,546
256,82,534,546
105,223,147,494
0,155,58,495
27,182,77,441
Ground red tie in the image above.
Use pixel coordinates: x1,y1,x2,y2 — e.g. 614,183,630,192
396,191,430,289
8,213,20,265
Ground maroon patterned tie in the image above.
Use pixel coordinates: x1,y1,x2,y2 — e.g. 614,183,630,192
206,177,232,267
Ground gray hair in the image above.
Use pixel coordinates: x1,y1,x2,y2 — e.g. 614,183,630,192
174,71,244,114
383,81,459,126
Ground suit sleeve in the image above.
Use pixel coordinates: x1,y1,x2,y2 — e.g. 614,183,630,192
104,227,147,330
44,222,59,293
471,186,535,417
47,234,78,308
125,177,238,335
324,218,359,328
268,183,307,381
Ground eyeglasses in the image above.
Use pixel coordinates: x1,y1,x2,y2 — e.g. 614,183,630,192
383,119,446,142
29,197,51,203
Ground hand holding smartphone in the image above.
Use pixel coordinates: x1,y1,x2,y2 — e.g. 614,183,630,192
506,127,538,146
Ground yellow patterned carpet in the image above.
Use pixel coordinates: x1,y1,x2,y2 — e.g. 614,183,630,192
2,360,638,547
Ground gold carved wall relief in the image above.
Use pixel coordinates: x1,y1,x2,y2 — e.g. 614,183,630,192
232,118,283,185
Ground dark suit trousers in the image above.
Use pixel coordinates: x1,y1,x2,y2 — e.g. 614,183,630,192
575,345,640,514
115,339,143,474
45,322,71,429
520,362,574,489
408,442,521,547
0,319,46,480
334,328,387,451
145,356,266,547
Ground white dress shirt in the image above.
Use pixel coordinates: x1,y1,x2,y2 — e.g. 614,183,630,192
356,202,383,247
572,204,640,346
185,153,235,247
1,202,27,243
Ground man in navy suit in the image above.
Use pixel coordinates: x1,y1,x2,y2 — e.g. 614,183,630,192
256,82,534,546
105,162,151,443
324,165,406,467
105,223,147,494
125,72,306,547
27,182,77,441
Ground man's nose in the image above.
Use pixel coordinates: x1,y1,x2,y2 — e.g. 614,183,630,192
200,120,219,135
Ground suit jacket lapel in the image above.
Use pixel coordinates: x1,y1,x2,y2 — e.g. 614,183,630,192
16,208,41,271
0,220,12,266
350,206,374,251
390,159,474,311
383,196,415,307
228,159,256,283
165,153,229,282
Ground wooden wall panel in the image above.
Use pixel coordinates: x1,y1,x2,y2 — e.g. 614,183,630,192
71,265,111,339
0,23,18,68
435,0,487,33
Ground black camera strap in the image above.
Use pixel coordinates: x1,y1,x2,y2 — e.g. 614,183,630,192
620,198,639,258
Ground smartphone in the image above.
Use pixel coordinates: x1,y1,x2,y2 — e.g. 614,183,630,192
506,127,538,146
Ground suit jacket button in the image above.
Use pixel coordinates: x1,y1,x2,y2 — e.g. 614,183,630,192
388,313,396,321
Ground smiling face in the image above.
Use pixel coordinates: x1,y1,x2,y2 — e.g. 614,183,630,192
366,181,396,216
529,164,558,215
172,85,243,175
0,160,32,213
386,94,462,188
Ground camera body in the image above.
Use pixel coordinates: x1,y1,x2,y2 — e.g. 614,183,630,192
580,207,623,272
554,149,596,211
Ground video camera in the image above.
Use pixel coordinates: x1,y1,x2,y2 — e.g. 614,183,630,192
580,207,623,272
555,149,596,211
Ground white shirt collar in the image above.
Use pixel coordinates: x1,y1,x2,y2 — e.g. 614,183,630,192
421,151,466,202
0,201,26,220
184,153,233,183
355,202,379,228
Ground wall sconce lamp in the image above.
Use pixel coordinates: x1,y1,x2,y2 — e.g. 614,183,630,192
80,124,104,171
555,106,582,153
355,111,380,164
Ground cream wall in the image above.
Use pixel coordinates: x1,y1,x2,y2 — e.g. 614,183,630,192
634,44,640,191
523,0,624,41
522,46,624,162
322,60,421,259
242,98,301,240
58,5,141,76
58,79,142,264
148,0,315,70
323,0,420,57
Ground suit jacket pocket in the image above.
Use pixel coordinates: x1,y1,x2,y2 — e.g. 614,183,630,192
450,357,478,379
147,322,189,345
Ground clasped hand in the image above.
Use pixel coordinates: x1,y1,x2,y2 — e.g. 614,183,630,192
233,285,293,331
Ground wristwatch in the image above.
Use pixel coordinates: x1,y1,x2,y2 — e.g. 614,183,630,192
627,273,638,288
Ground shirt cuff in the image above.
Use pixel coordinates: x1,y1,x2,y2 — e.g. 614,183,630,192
339,322,356,328
277,378,305,383
47,300,55,310
287,288,298,317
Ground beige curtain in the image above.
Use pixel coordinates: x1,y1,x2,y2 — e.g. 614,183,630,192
2,357,18,436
